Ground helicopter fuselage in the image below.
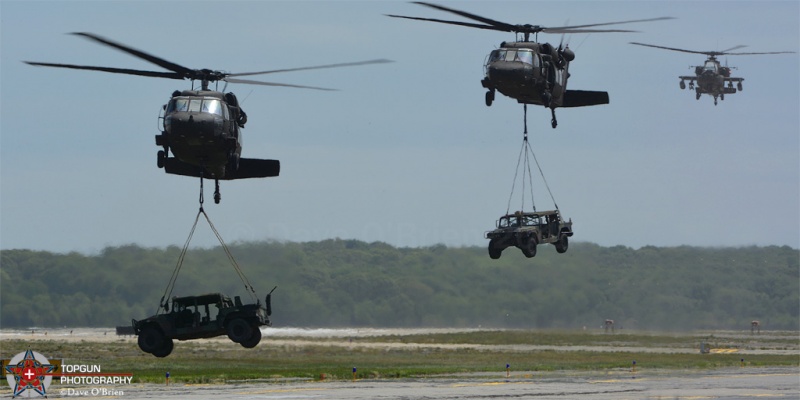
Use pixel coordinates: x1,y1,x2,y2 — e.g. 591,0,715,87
24,31,387,203
678,57,742,104
482,42,569,107
158,90,240,177
480,41,608,127
155,90,279,182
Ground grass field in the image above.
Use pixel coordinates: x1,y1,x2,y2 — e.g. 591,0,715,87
2,329,797,384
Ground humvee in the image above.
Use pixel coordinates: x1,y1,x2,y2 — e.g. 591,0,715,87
118,291,273,357
485,210,573,259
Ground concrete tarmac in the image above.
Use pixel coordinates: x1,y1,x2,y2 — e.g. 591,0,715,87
56,366,798,399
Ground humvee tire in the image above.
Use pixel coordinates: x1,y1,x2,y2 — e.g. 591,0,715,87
226,318,252,343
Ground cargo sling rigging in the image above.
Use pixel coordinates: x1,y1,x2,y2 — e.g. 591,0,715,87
506,104,559,215
158,176,257,314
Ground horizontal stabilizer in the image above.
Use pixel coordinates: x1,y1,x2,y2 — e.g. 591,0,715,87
163,158,204,178
562,90,610,108
226,158,280,180
163,157,280,180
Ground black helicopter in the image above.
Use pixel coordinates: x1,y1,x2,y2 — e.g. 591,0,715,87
388,2,672,128
25,32,390,203
630,42,795,105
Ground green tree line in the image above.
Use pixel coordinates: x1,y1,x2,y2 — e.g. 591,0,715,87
1,240,797,330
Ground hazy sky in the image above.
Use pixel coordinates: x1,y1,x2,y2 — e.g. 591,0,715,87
1,1,798,254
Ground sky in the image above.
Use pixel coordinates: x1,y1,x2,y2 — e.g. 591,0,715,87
1,1,798,254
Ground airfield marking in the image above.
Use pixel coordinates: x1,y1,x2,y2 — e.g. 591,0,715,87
451,381,530,387
235,387,326,395
710,348,739,354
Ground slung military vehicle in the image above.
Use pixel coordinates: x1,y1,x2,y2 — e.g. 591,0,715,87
119,292,273,357
485,210,573,259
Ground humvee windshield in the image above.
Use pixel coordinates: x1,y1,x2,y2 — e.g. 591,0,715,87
498,215,540,228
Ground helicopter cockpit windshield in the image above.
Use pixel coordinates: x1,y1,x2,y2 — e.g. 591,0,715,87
488,49,536,66
703,60,718,73
167,98,225,117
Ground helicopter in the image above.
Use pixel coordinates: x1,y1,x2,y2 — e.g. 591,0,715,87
630,42,796,105
25,32,390,203
387,2,673,128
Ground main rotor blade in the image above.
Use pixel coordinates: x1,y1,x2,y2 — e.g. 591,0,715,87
386,14,507,32
547,28,639,34
398,3,672,35
631,42,795,57
24,61,186,79
723,50,797,55
720,45,748,53
411,1,516,31
548,17,675,31
629,42,711,55
228,59,393,78
71,32,193,76
223,78,337,91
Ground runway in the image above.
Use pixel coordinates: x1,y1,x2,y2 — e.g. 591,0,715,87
56,367,798,399
4,328,797,398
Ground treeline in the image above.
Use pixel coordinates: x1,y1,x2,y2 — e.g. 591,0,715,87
1,240,797,330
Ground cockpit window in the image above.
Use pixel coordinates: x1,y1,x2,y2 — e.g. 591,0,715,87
491,49,535,65
188,99,202,112
202,99,222,116
515,50,533,64
489,50,507,63
703,61,717,72
169,99,189,113
167,98,223,116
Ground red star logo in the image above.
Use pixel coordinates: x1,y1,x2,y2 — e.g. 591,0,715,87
5,349,55,397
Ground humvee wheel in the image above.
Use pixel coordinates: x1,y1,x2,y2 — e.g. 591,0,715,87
488,240,502,259
138,326,165,354
226,318,252,343
240,327,262,348
520,235,538,258
555,234,569,254
152,338,174,358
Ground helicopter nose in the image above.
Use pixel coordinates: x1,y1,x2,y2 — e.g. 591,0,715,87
487,62,527,84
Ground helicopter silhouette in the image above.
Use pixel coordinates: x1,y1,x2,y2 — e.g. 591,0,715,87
388,2,673,128
25,32,391,203
630,42,795,105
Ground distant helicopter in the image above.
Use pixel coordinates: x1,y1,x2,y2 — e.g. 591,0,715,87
25,32,390,203
630,42,796,105
388,2,672,128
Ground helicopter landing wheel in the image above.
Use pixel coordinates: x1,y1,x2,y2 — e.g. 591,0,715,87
696,93,701,100
157,150,165,169
550,109,558,129
214,179,221,204
720,93,724,101
485,90,494,107
714,97,718,106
